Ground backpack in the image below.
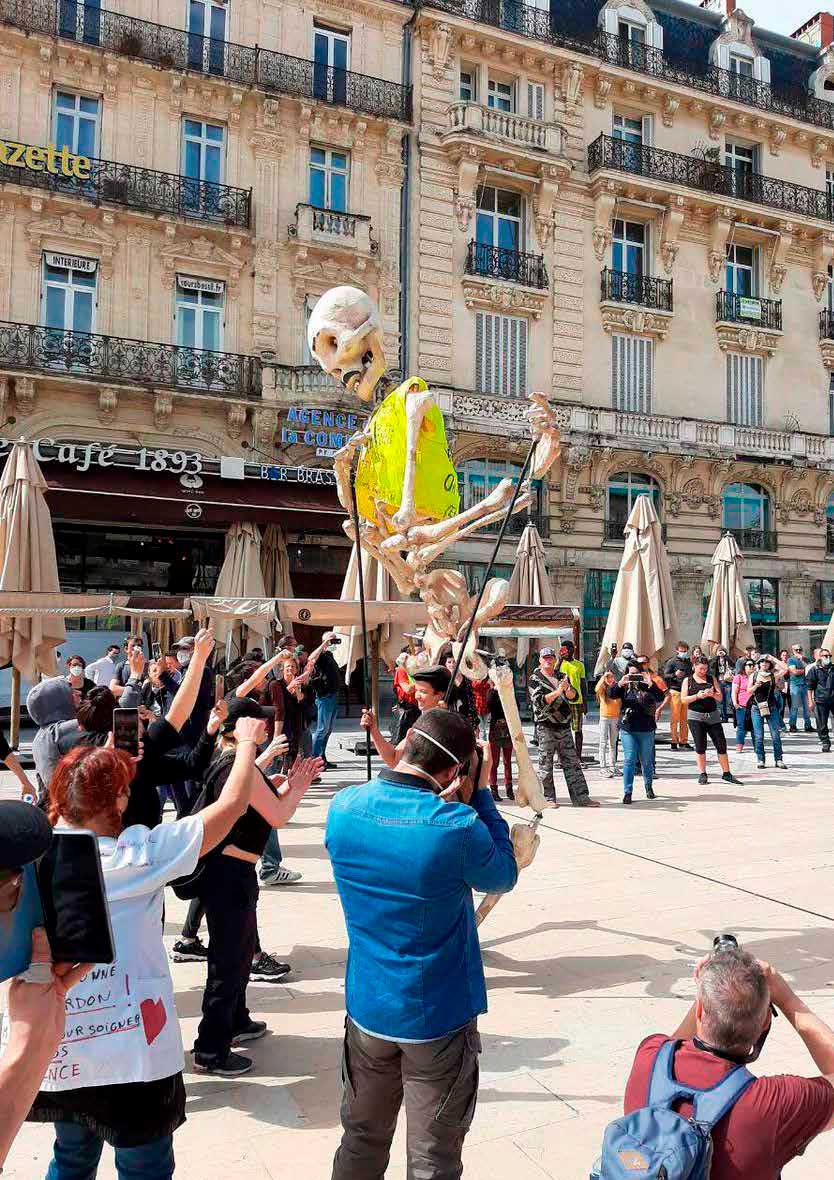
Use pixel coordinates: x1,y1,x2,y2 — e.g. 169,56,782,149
592,1040,754,1180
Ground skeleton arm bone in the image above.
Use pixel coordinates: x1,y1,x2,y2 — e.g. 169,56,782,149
392,388,435,533
333,429,371,518
476,821,541,926
489,662,551,814
527,392,561,480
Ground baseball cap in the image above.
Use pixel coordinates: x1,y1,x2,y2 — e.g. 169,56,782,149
0,801,53,870
540,647,556,657
173,636,195,650
220,695,275,734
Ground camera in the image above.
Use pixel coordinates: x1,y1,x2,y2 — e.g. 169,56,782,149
713,933,739,954
327,635,342,646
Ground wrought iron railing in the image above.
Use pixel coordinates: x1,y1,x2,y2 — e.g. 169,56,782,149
827,523,834,556
588,134,832,224
604,517,667,543
0,0,412,122
727,526,777,553
465,240,548,288
0,321,262,397
601,269,673,312
412,0,834,133
0,141,251,227
295,204,370,238
475,509,550,539
716,291,783,331
821,310,834,340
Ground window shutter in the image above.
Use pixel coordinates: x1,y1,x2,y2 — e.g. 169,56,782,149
611,334,653,413
716,43,730,70
755,55,771,85
641,114,653,146
726,353,764,426
475,312,528,397
752,244,760,296
830,373,834,435
527,81,545,121
649,20,663,51
601,7,619,34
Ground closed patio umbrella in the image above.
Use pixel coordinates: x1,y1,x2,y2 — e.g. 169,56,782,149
260,524,294,628
213,522,271,653
332,545,406,685
593,495,679,675
507,521,556,666
701,532,755,659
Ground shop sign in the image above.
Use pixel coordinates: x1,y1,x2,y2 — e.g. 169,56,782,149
0,139,91,179
738,297,762,321
45,253,97,273
281,405,362,455
177,275,225,295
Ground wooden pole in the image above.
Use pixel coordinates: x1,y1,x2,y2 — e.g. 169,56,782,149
10,666,20,749
349,462,373,782
371,630,380,717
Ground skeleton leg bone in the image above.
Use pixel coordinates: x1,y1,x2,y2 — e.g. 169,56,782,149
488,661,554,813
476,819,541,926
407,491,535,573
342,518,416,598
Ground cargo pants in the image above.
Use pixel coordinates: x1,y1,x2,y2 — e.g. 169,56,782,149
538,721,590,805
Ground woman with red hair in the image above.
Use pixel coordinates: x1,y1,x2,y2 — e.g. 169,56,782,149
25,711,266,1180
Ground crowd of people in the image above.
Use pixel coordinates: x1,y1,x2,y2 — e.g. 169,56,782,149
3,623,834,1180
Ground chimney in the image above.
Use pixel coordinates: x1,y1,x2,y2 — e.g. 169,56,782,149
699,0,736,15
792,11,834,48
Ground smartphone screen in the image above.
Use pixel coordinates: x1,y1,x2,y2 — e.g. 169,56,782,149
36,831,114,965
112,707,140,757
0,862,44,983
214,673,225,703
152,642,162,660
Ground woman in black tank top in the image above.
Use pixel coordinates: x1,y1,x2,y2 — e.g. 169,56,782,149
681,657,742,788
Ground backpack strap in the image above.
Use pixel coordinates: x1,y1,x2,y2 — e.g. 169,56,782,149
647,1040,755,1130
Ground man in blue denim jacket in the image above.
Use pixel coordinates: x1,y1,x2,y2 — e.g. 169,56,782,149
326,708,518,1178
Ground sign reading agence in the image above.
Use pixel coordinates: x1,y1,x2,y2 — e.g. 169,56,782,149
0,140,91,179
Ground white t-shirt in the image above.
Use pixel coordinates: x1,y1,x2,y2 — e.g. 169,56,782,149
39,816,203,1091
86,656,118,687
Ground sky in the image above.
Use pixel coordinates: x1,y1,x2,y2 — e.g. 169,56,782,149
741,0,821,37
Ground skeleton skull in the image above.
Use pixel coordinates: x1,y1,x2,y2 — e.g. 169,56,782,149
307,285,387,403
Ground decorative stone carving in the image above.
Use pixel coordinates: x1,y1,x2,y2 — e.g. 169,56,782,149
453,394,528,426
255,407,279,449
97,387,118,420
426,22,452,77
154,392,173,429
226,402,247,438
14,376,35,412
820,338,834,370
600,304,673,341
708,109,726,140
594,74,613,109
461,277,547,320
708,208,734,285
592,185,617,261
769,222,793,295
563,62,584,109
157,234,245,293
451,145,480,232
812,137,831,169
660,196,686,275
715,324,781,356
809,44,834,100
588,483,605,511
25,212,118,276
254,238,279,296
559,504,578,534
662,96,680,127
768,126,787,157
790,488,813,515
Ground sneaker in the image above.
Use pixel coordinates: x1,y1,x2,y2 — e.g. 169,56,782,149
606,769,618,779
259,865,303,887
775,760,788,769
805,725,815,733
170,937,208,963
622,794,632,805
822,745,831,754
233,1019,268,1045
645,787,656,800
324,759,338,770
250,952,291,982
680,743,694,751
757,761,766,769
193,1051,253,1077
670,743,679,751
698,772,708,785
722,772,743,785
789,726,798,733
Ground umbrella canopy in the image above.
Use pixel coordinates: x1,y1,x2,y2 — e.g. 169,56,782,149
822,611,834,658
0,443,65,680
507,521,556,666
212,523,271,648
593,496,679,675
701,532,755,659
261,525,294,628
332,545,407,682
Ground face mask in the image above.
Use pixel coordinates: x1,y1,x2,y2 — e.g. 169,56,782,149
677,650,687,658
176,651,191,667
823,657,832,666
68,665,83,677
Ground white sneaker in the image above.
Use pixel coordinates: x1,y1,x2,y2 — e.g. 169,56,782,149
259,866,303,887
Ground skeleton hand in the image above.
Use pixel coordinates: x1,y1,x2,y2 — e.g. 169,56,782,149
334,429,370,466
526,392,557,439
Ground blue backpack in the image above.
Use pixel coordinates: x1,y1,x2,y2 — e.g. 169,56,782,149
594,1040,755,1180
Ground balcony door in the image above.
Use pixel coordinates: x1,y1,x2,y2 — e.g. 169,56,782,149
58,0,100,46
187,0,227,76
313,25,349,107
725,140,756,200
176,278,224,387
181,118,225,214
617,17,646,68
475,187,523,278
42,255,97,368
725,243,757,298
728,52,754,100
53,90,100,158
309,147,348,212
612,112,648,172
612,220,646,276
487,78,515,113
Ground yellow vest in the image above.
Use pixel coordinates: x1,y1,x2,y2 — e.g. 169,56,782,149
354,377,459,527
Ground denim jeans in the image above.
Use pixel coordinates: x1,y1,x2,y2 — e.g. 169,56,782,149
719,681,733,722
46,1123,173,1180
789,682,811,728
735,705,750,749
260,827,283,876
621,729,655,796
752,705,783,763
313,692,339,760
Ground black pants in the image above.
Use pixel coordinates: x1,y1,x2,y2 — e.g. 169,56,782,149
816,702,833,748
193,856,258,1062
332,1018,480,1180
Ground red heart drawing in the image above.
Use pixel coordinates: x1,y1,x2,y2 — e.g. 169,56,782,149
140,998,167,1046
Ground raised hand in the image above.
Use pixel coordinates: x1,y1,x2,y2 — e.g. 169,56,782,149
234,715,267,746
193,625,216,662
286,756,324,796
207,697,229,736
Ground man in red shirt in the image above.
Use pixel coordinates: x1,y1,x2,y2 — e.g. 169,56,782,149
624,948,834,1179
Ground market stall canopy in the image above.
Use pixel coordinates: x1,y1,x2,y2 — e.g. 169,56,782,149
507,522,557,666
593,495,679,675
0,444,65,679
701,532,755,659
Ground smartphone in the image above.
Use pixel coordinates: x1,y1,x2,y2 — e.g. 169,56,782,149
36,830,114,966
152,642,162,660
214,673,225,704
0,862,44,983
112,707,140,757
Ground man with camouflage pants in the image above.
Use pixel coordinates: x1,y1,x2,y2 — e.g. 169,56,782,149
529,648,600,808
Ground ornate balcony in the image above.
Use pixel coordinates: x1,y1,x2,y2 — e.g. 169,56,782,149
604,517,667,544
465,240,548,288
601,269,673,312
0,321,262,398
0,140,251,227
726,526,777,553
445,101,563,157
716,291,782,331
478,508,550,539
288,204,376,259
820,310,834,341
588,135,832,225
414,0,834,134
0,0,412,123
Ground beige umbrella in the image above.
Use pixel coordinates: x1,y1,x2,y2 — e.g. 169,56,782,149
260,524,294,629
332,545,407,685
0,443,65,680
701,532,755,659
213,522,271,652
822,610,834,657
593,495,679,675
507,521,556,666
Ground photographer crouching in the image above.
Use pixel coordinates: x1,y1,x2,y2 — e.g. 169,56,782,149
621,940,834,1177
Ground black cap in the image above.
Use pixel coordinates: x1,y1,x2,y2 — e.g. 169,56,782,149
221,695,275,734
0,801,52,870
411,708,477,766
412,665,451,693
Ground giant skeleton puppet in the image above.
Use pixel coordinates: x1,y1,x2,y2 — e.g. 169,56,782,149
307,286,561,915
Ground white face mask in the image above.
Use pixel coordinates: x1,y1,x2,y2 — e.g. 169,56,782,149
823,657,832,666
68,665,83,677
176,651,191,667
677,650,687,658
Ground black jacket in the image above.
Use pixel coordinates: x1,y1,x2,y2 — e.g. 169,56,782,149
608,681,665,733
807,663,834,705
662,655,692,689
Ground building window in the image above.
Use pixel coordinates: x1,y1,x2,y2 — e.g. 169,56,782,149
606,471,660,536
476,186,523,252
827,495,834,554
526,81,544,121
618,17,646,44
745,576,779,653
309,147,349,212
58,0,101,44
722,482,770,532
175,275,224,353
475,311,527,398
460,560,514,594
187,0,227,74
42,254,97,335
460,67,476,102
725,243,757,296
181,118,225,214
611,334,653,413
487,77,515,112
829,374,834,435
313,23,350,103
53,90,100,157
726,353,763,426
583,569,617,669
827,167,834,209
55,523,224,596
729,52,754,78
612,112,644,144
456,459,542,531
612,219,646,276
725,140,757,198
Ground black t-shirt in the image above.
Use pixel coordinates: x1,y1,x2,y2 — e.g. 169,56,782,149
201,751,277,857
609,681,665,732
0,726,11,761
310,649,341,698
662,656,692,688
123,719,215,829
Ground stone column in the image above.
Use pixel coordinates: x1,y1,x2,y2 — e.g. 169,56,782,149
550,566,586,608
671,570,708,647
